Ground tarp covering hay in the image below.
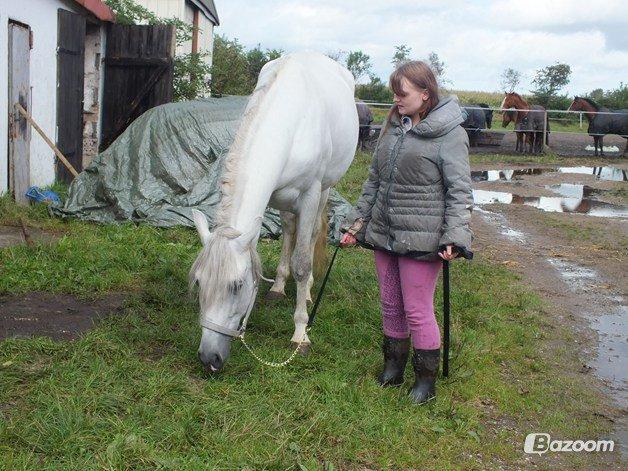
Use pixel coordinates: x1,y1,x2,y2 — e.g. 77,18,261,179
51,96,353,243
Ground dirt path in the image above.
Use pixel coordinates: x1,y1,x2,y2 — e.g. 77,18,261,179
470,131,626,157
470,160,627,462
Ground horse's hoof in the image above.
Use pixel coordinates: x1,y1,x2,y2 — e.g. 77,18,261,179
265,290,285,301
291,342,311,356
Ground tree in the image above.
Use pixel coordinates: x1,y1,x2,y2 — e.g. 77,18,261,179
245,45,284,91
531,62,571,107
499,68,521,92
346,50,372,83
585,83,628,109
392,44,412,68
356,74,393,103
326,50,347,63
426,52,451,87
209,35,250,96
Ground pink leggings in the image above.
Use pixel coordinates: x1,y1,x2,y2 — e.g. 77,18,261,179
374,249,442,350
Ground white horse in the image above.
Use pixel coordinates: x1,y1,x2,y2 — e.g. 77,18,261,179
189,52,359,372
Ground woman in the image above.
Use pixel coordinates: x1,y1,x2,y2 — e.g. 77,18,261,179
339,61,473,404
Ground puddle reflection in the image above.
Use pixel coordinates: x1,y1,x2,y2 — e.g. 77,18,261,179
473,189,628,218
472,166,627,182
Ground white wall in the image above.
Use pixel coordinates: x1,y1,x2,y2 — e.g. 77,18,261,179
134,0,214,62
0,0,89,194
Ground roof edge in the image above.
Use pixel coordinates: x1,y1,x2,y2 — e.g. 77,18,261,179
73,0,116,22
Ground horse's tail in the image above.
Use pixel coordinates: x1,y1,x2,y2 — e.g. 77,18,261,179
313,207,329,280
545,113,550,145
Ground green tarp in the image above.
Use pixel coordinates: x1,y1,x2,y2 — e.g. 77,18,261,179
51,96,353,244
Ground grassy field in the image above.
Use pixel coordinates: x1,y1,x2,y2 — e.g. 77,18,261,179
0,151,618,469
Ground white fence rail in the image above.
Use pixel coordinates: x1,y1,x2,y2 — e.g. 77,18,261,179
356,101,628,137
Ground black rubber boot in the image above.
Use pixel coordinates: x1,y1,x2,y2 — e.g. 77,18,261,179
377,336,410,387
408,348,440,404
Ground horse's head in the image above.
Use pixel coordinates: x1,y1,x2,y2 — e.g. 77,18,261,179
189,210,262,373
567,96,582,112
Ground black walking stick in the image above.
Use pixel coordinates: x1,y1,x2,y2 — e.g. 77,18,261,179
442,260,450,377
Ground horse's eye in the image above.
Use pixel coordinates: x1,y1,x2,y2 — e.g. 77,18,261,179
229,279,244,294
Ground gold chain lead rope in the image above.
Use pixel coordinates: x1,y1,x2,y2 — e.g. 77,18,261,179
238,327,311,368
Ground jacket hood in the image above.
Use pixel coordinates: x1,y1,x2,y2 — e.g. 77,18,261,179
391,95,464,138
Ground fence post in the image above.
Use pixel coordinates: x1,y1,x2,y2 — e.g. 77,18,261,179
579,112,583,129
542,110,547,153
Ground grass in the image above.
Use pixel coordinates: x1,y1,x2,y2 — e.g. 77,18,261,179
0,151,619,469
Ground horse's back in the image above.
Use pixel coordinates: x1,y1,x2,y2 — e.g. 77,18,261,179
280,52,358,181
255,52,358,192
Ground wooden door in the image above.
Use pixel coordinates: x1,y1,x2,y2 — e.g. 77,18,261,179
56,9,86,184
100,24,176,151
7,21,31,205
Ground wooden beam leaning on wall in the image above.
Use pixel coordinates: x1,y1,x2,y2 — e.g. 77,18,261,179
15,103,79,178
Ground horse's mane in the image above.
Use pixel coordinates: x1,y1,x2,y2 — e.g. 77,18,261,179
580,97,600,110
213,59,284,228
188,225,262,311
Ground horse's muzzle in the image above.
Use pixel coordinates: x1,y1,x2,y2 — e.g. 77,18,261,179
198,350,223,373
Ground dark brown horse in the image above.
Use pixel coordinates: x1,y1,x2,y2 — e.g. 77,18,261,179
568,97,628,157
355,101,373,150
500,93,549,154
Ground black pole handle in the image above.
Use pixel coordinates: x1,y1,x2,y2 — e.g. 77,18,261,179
443,260,450,377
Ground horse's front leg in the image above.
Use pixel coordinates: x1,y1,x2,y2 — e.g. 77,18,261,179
599,136,605,156
267,211,296,300
289,185,322,350
594,136,599,156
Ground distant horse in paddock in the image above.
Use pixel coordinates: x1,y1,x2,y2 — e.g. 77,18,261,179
461,103,493,147
500,93,549,154
356,101,374,150
568,97,628,157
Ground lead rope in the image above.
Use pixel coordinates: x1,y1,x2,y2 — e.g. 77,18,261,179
238,328,310,368
236,244,340,368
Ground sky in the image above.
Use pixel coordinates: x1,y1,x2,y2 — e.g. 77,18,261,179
213,0,628,95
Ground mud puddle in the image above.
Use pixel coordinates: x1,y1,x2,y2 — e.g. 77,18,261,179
0,292,126,341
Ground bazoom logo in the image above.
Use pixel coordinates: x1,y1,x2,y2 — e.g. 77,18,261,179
524,433,615,455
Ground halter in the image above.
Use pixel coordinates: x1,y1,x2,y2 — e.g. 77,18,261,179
199,279,259,339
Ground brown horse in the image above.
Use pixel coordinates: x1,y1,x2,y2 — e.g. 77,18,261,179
502,108,527,153
500,93,549,154
568,97,628,157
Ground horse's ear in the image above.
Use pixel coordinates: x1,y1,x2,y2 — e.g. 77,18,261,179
192,209,211,245
235,216,262,252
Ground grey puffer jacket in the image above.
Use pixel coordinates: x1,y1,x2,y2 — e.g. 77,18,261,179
340,95,473,261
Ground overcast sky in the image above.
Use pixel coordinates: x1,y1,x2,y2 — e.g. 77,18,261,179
213,0,627,95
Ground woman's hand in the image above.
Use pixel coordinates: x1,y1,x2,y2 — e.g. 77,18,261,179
438,245,458,261
340,232,357,248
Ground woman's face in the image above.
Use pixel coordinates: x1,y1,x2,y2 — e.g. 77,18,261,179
393,77,429,117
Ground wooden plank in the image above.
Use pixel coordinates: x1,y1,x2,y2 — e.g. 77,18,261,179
8,22,31,205
104,57,171,66
15,104,79,178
